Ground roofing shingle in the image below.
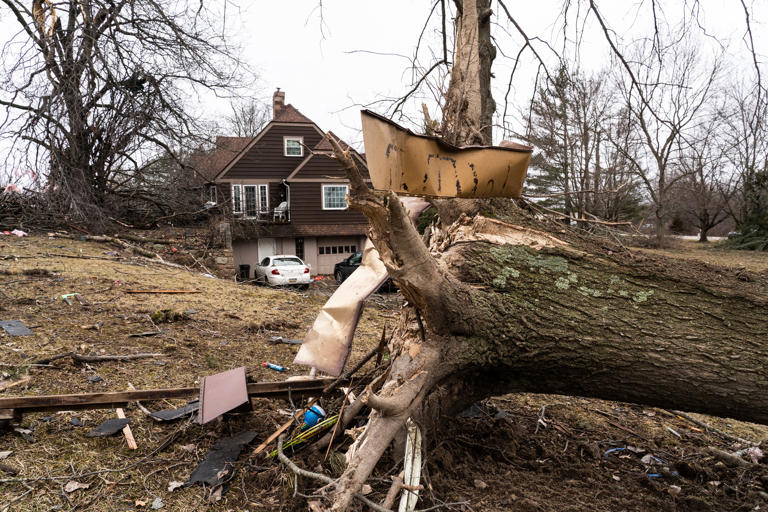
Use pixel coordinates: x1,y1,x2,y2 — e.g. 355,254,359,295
273,104,314,124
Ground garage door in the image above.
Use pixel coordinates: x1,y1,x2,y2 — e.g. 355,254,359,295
315,238,360,275
257,238,276,262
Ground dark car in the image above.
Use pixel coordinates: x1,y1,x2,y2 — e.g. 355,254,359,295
334,251,396,291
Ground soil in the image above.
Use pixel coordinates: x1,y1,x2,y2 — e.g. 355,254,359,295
0,231,767,511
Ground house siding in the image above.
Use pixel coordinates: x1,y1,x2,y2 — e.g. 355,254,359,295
220,125,323,180
292,153,370,180
288,182,366,225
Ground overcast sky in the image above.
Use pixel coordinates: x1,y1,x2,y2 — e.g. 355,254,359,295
210,0,767,150
0,1,765,154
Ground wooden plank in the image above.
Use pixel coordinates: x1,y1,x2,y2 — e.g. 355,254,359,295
116,408,137,450
0,378,335,413
124,289,200,294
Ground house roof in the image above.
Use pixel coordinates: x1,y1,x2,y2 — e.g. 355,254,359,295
183,137,251,182
274,104,313,124
312,131,351,152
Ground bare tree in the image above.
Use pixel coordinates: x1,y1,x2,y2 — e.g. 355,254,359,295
609,30,721,246
223,97,270,137
0,0,247,227
674,108,736,242
721,82,768,249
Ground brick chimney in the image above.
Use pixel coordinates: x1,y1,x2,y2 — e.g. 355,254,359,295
273,88,285,119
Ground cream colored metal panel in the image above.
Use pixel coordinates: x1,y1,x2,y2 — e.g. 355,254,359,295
361,110,532,198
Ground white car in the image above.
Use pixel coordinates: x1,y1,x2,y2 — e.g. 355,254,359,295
254,255,312,288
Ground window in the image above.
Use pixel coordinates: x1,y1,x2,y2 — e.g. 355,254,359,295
322,185,349,210
284,137,303,157
242,184,269,218
349,252,362,265
260,257,270,266
258,184,269,213
319,246,325,255
206,185,217,204
295,238,304,260
274,257,304,265
232,185,242,213
351,245,357,252
331,246,337,254
244,185,258,217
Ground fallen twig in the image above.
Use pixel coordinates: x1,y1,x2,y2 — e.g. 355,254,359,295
673,410,757,446
0,378,30,393
33,352,163,365
276,435,392,512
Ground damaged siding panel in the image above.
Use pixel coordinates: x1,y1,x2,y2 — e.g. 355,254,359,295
289,182,366,225
221,125,324,180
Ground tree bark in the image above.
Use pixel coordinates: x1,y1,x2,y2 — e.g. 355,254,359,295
441,0,495,145
323,4,766,510
325,151,768,511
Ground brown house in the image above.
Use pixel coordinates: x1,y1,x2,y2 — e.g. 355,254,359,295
214,90,370,277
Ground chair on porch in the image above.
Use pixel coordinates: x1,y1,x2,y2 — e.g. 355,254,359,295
273,201,288,222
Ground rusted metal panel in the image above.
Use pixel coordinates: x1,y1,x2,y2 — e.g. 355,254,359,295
361,110,532,198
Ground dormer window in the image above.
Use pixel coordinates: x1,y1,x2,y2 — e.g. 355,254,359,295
284,137,303,157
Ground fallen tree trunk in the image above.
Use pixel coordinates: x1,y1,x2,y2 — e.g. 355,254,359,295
325,146,768,511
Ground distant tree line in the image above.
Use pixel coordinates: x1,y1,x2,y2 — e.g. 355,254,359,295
519,24,767,249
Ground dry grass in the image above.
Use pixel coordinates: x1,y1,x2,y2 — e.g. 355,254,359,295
1,234,766,510
0,234,393,510
638,238,768,273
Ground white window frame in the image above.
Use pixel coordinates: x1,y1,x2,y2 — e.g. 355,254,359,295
284,136,303,157
206,184,217,204
231,184,242,213
242,184,269,218
322,184,349,210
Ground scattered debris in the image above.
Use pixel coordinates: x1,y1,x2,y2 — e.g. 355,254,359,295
269,336,303,345
399,418,423,512
0,320,33,336
198,367,248,424
0,450,12,459
361,484,373,495
71,417,84,427
86,418,131,437
64,480,90,493
669,485,682,496
262,362,286,372
150,497,164,509
167,481,184,492
87,376,104,384
474,479,488,489
149,401,199,421
186,431,257,487
10,229,27,237
61,293,88,306
116,408,137,450
129,331,166,338
302,405,326,429
667,426,682,438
